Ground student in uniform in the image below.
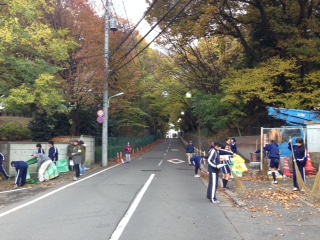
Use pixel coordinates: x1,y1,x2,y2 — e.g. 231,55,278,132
220,144,234,190
190,155,206,177
288,138,307,191
206,142,224,203
0,152,10,180
256,140,285,184
11,161,28,187
48,141,59,165
186,141,195,165
36,143,45,154
230,138,237,154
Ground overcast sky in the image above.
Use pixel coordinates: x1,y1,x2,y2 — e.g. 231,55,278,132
92,0,159,45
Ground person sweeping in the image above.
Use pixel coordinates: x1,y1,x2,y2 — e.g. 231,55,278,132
288,138,307,191
256,140,285,184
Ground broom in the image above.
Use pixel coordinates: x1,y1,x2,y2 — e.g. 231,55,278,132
231,169,247,193
289,138,311,194
311,167,320,198
229,155,246,193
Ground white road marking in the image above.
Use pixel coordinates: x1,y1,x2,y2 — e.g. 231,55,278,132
158,160,163,166
0,187,30,194
109,174,155,240
0,164,119,218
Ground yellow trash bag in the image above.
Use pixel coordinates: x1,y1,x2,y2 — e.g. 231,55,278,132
232,155,248,173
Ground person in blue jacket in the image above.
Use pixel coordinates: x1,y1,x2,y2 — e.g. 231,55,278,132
206,142,225,203
48,141,59,165
190,155,206,177
186,141,195,165
288,138,307,191
11,161,28,188
0,152,10,180
230,138,237,154
256,140,285,184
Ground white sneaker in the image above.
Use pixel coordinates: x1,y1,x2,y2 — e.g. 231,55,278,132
194,174,200,178
272,181,278,184
212,200,220,204
72,177,79,181
293,187,299,191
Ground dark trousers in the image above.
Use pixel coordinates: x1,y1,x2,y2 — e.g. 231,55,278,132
16,167,28,187
207,168,219,201
74,164,80,178
0,163,9,179
293,163,306,189
194,165,199,175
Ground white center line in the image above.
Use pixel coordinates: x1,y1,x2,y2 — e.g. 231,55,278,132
158,160,163,166
109,174,155,240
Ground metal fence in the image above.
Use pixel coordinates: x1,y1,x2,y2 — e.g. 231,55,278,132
95,133,162,163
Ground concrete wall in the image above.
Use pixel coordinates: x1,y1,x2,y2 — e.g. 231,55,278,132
0,135,95,175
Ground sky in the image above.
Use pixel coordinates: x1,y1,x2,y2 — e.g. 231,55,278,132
92,0,159,45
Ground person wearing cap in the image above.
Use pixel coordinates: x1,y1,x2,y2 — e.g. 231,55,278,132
207,142,225,203
66,139,74,171
186,141,195,165
32,151,53,182
72,140,83,181
48,140,59,166
11,161,28,188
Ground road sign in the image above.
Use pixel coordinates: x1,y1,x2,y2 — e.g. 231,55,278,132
97,117,104,124
97,110,104,117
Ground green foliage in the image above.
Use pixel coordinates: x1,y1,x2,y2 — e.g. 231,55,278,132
0,123,31,140
29,112,71,141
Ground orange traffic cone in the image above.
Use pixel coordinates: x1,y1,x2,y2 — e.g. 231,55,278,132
120,152,124,163
117,153,121,164
283,157,293,177
305,152,316,175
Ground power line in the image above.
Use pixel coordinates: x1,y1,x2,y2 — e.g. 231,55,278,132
113,0,194,73
112,0,184,71
109,0,158,59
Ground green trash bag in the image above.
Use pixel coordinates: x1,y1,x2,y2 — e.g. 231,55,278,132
57,159,69,173
46,163,59,179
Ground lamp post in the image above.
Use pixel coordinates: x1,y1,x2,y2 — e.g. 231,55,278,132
102,92,124,167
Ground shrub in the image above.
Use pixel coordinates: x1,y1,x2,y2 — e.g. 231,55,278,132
0,123,31,140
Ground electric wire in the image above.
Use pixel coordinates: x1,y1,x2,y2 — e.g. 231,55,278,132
112,0,184,71
109,0,158,59
113,0,194,73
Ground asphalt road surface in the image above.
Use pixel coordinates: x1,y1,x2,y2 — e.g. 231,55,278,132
3,139,319,240
0,139,243,240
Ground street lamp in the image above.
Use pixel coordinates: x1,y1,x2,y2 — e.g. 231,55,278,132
102,92,124,167
107,92,124,107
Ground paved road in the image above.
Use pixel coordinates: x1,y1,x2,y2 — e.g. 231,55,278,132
0,139,243,240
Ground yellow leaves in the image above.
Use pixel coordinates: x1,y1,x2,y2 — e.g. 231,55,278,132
222,57,299,106
4,74,64,111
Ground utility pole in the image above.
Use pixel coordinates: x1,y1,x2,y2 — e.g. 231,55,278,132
102,0,110,167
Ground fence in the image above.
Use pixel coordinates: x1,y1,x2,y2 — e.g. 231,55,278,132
95,133,162,163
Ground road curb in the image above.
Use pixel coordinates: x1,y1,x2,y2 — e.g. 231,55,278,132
201,171,247,207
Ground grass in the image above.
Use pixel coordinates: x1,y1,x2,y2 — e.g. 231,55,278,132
0,116,31,126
